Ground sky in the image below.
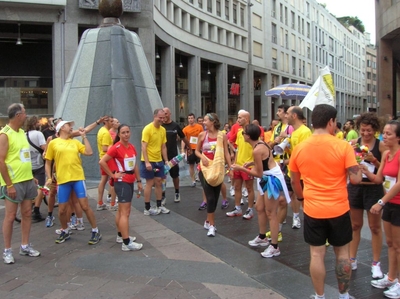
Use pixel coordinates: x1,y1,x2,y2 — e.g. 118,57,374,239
318,0,375,43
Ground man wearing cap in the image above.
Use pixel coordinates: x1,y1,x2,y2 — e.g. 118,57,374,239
0,103,40,264
45,120,102,245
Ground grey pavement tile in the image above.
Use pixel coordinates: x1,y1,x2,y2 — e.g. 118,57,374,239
147,277,173,287
126,274,154,285
0,278,28,292
188,287,220,299
176,280,206,291
42,289,71,299
204,283,286,299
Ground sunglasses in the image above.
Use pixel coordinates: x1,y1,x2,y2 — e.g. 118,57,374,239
242,131,248,135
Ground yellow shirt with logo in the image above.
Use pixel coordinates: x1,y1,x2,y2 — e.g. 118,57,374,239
288,124,312,177
236,128,254,166
97,126,113,159
45,138,86,185
270,122,290,162
336,131,344,140
141,123,167,162
0,125,33,185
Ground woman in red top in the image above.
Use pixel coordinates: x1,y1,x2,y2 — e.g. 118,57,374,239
195,113,231,237
362,120,400,297
99,124,143,251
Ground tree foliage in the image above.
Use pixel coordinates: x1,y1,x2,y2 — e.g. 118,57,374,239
337,16,365,33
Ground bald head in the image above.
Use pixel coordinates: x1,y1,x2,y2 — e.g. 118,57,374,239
238,110,250,127
163,107,171,123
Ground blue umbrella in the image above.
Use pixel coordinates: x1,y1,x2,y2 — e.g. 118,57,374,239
265,83,311,99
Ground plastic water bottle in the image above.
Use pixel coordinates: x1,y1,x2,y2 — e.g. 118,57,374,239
162,178,166,191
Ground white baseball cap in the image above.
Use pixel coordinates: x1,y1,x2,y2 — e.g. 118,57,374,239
56,120,74,133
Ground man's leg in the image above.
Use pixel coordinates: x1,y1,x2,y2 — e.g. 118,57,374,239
226,175,243,216
3,200,18,248
97,174,108,210
20,198,33,245
79,197,97,228
309,245,327,296
333,244,352,294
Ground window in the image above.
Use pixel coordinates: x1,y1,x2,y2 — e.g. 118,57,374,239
253,13,262,29
292,56,296,75
198,0,203,9
272,48,277,69
217,0,221,16
291,11,295,29
207,0,212,12
271,0,276,17
240,6,245,27
225,0,230,20
272,23,277,43
253,41,263,57
189,0,193,3
233,4,237,24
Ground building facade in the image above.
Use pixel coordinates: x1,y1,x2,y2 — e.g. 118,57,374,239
375,0,400,118
0,0,371,127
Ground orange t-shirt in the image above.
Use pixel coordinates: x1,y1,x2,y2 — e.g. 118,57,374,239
182,123,204,150
264,130,273,142
289,134,358,219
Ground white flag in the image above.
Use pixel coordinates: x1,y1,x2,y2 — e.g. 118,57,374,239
300,66,335,111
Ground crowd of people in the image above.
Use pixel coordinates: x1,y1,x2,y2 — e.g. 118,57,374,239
1,102,400,299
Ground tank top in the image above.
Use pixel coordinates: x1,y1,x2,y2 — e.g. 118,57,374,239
254,141,271,171
201,132,217,160
0,125,33,185
382,149,400,204
358,138,381,182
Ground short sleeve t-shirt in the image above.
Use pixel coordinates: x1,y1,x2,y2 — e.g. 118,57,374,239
162,121,185,159
27,130,46,170
235,128,254,166
182,124,203,150
270,122,294,162
141,123,167,162
346,129,358,141
45,138,86,185
0,125,33,185
107,141,137,184
289,134,358,219
97,126,113,159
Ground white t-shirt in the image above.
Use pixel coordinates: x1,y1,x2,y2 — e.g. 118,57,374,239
27,130,46,170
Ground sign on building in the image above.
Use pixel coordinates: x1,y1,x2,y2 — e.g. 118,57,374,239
78,0,141,12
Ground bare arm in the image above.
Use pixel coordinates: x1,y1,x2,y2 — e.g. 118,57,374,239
361,150,388,184
347,165,362,185
80,129,93,156
0,134,12,187
161,143,168,162
290,171,303,199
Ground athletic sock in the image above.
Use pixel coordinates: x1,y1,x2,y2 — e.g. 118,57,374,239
123,238,130,245
145,202,151,210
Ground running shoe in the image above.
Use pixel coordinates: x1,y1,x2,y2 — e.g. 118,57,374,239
207,225,216,237
75,222,85,231
261,245,281,258
55,231,70,244
292,216,301,229
371,274,398,289
19,244,40,257
88,231,102,245
226,207,242,217
159,206,170,214
161,197,166,206
350,258,357,270
45,216,55,227
229,186,235,197
198,202,207,210
122,240,143,251
32,213,45,222
107,194,112,203
384,282,400,299
174,193,181,203
96,203,107,211
108,204,118,211
3,249,14,264
248,236,270,247
266,231,283,242
204,220,210,230
372,262,384,279
242,208,254,220
242,187,248,197
221,199,229,209
191,182,196,188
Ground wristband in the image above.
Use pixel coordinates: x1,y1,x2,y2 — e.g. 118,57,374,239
136,180,142,183
96,121,100,125
6,184,13,189
297,197,304,201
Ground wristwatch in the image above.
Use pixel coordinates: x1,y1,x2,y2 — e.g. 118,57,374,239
377,199,385,206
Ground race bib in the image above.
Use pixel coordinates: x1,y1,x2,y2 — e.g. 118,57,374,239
360,161,375,178
383,176,396,193
124,157,136,171
20,149,31,162
189,136,198,144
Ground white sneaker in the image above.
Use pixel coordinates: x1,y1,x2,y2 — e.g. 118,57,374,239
96,203,107,211
75,222,85,231
371,274,398,289
242,208,254,220
351,259,357,270
19,244,40,257
292,216,301,229
116,235,136,244
204,220,210,230
55,228,72,235
106,194,112,203
161,197,166,206
122,240,143,251
242,187,248,197
108,204,118,211
226,208,242,217
248,236,270,247
229,186,235,197
207,225,216,237
174,193,181,203
372,262,384,279
149,206,161,215
159,206,170,214
261,245,281,258
3,249,14,264
384,282,400,299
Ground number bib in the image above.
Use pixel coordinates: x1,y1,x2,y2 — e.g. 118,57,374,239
124,157,136,171
383,176,396,193
20,149,31,162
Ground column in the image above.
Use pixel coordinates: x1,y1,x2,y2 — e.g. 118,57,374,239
161,46,175,112
210,25,218,42
216,63,228,125
53,22,78,112
160,0,167,16
139,27,155,77
182,11,190,32
167,1,174,22
260,73,269,126
240,67,254,118
174,7,182,27
188,55,202,118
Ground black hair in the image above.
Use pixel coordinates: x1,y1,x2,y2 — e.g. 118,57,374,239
311,104,337,129
355,112,380,132
277,104,290,113
336,122,342,130
245,124,261,141
386,120,400,144
114,124,130,144
188,113,195,118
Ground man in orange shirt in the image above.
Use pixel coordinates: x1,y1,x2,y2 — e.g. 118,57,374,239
289,104,362,299
182,113,203,187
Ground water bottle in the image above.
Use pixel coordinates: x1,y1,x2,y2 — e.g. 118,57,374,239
162,178,166,191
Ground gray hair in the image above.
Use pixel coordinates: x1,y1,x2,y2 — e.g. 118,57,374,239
8,103,24,119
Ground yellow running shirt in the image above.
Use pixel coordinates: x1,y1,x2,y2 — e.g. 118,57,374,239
141,123,167,162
